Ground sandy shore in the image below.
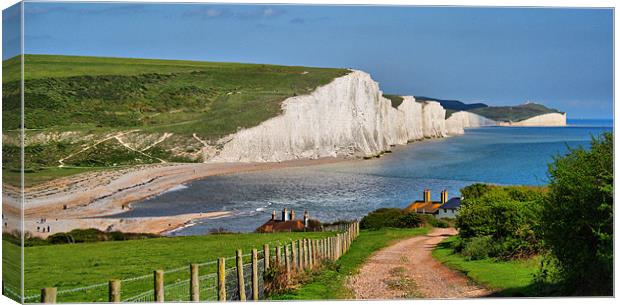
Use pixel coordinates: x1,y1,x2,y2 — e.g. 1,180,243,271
2,158,346,237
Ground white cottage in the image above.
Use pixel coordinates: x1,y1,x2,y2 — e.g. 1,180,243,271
436,197,462,219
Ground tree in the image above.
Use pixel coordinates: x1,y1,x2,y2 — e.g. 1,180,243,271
542,132,613,295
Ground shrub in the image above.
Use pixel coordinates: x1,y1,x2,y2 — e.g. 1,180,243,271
360,208,404,230
395,213,423,228
461,236,495,260
541,132,613,295
455,185,544,259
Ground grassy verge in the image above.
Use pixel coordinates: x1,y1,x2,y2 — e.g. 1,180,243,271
270,227,429,300
3,231,337,301
432,236,540,297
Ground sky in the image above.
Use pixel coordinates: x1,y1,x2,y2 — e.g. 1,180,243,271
3,2,614,119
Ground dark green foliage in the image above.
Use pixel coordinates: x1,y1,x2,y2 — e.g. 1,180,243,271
456,185,545,259
360,208,424,230
382,94,405,108
541,132,613,296
3,228,159,247
46,229,159,245
459,183,494,203
460,236,495,260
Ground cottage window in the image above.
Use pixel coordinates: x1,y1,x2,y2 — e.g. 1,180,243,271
443,209,447,213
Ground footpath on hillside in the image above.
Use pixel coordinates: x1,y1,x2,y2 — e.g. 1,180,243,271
348,228,490,299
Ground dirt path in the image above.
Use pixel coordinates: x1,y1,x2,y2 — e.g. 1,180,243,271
348,228,490,299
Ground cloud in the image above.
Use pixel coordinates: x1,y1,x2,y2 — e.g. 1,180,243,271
23,4,149,17
183,6,285,21
289,16,330,24
182,6,233,19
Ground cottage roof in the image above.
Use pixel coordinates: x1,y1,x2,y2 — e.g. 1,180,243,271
256,219,305,232
404,201,442,214
442,197,461,209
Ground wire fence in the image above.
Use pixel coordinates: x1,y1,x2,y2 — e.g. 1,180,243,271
5,222,359,303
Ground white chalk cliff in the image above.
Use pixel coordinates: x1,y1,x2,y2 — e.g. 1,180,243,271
498,112,567,126
445,111,498,134
208,70,563,163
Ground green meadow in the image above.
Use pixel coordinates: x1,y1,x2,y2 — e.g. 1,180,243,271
3,231,336,302
432,237,539,297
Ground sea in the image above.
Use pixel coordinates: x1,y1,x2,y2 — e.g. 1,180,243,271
118,119,612,235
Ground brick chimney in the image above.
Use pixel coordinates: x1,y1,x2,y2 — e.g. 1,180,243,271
290,209,296,220
282,208,288,221
303,210,309,227
441,189,448,204
424,189,431,203
272,210,276,220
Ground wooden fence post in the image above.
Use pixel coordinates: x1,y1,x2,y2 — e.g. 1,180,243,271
236,249,246,301
154,270,164,302
252,249,259,301
41,287,57,303
291,241,297,272
109,279,121,302
308,239,313,269
190,263,199,301
298,239,304,270
284,245,291,280
263,244,270,271
309,240,313,268
275,246,281,267
218,257,226,301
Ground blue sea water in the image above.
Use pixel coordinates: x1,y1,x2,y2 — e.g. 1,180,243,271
121,119,612,235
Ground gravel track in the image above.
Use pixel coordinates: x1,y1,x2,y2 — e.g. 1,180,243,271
348,228,490,299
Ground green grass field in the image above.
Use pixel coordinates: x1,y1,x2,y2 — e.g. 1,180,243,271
432,237,540,297
3,231,337,302
270,227,429,300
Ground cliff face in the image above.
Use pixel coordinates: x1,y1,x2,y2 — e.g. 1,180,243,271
209,70,566,163
498,113,567,126
210,71,457,163
445,111,498,134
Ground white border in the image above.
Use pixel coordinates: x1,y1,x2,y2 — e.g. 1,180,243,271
0,1,617,305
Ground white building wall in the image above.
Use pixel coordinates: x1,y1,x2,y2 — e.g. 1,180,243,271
437,208,459,219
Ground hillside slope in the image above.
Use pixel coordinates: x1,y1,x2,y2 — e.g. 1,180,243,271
2,55,348,172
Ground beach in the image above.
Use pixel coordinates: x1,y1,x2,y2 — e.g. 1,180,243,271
2,158,346,237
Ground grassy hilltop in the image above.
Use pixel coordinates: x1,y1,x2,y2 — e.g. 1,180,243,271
416,96,562,121
2,55,348,183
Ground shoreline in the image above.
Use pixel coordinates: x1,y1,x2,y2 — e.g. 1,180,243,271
3,157,348,237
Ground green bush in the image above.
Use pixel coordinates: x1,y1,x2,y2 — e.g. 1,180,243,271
461,236,495,260
455,185,545,259
42,229,159,245
360,208,404,229
360,208,428,230
541,132,613,296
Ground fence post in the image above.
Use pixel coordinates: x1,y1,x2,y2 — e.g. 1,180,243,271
154,270,164,302
308,239,312,268
41,287,57,303
190,263,199,301
291,241,297,272
251,249,259,301
236,249,246,301
275,246,281,267
109,279,121,302
263,244,270,271
284,245,291,280
309,239,314,268
297,240,303,270
218,257,226,301
308,239,312,267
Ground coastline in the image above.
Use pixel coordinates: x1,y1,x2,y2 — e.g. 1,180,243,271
3,157,348,237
